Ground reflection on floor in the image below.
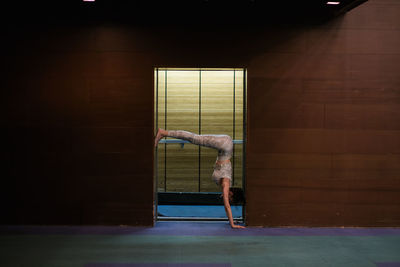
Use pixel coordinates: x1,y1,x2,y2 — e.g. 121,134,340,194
158,205,243,218
1,222,400,266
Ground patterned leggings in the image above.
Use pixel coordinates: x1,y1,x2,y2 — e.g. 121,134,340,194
166,130,233,185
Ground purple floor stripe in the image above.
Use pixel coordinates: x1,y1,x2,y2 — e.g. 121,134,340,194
84,264,231,267
1,222,400,236
375,263,400,267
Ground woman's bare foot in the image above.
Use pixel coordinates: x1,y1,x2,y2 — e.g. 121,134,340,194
154,128,166,147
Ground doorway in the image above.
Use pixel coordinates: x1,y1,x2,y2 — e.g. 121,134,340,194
154,68,246,221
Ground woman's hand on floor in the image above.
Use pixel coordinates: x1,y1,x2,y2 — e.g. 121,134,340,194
231,223,246,229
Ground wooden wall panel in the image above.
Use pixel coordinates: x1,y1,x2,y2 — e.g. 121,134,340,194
3,26,154,226
246,0,400,226
3,0,400,227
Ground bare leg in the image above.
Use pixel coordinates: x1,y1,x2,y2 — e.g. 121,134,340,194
166,130,232,153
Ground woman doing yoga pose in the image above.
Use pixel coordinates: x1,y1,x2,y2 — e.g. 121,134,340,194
154,128,245,229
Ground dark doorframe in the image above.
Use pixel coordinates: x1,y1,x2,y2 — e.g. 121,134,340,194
153,68,247,223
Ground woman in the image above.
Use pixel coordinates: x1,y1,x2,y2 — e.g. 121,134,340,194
154,128,245,229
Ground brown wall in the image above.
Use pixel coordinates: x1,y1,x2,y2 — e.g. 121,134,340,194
2,0,400,226
2,25,156,225
246,0,400,226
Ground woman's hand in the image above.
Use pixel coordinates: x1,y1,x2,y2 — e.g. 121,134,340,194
231,223,246,229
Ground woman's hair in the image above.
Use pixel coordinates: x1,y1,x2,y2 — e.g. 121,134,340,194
229,187,245,204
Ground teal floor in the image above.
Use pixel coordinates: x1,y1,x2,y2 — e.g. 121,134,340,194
1,222,400,267
158,205,243,218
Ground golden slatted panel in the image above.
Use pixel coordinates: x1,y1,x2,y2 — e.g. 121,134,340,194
155,69,244,192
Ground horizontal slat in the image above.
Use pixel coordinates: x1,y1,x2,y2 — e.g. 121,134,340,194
250,129,400,154
326,104,400,130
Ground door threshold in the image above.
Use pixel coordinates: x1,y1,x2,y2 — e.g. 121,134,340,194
157,216,243,222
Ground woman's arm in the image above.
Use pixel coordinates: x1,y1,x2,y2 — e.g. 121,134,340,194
221,179,245,229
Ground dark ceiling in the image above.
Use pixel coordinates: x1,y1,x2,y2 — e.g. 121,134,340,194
4,0,369,27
